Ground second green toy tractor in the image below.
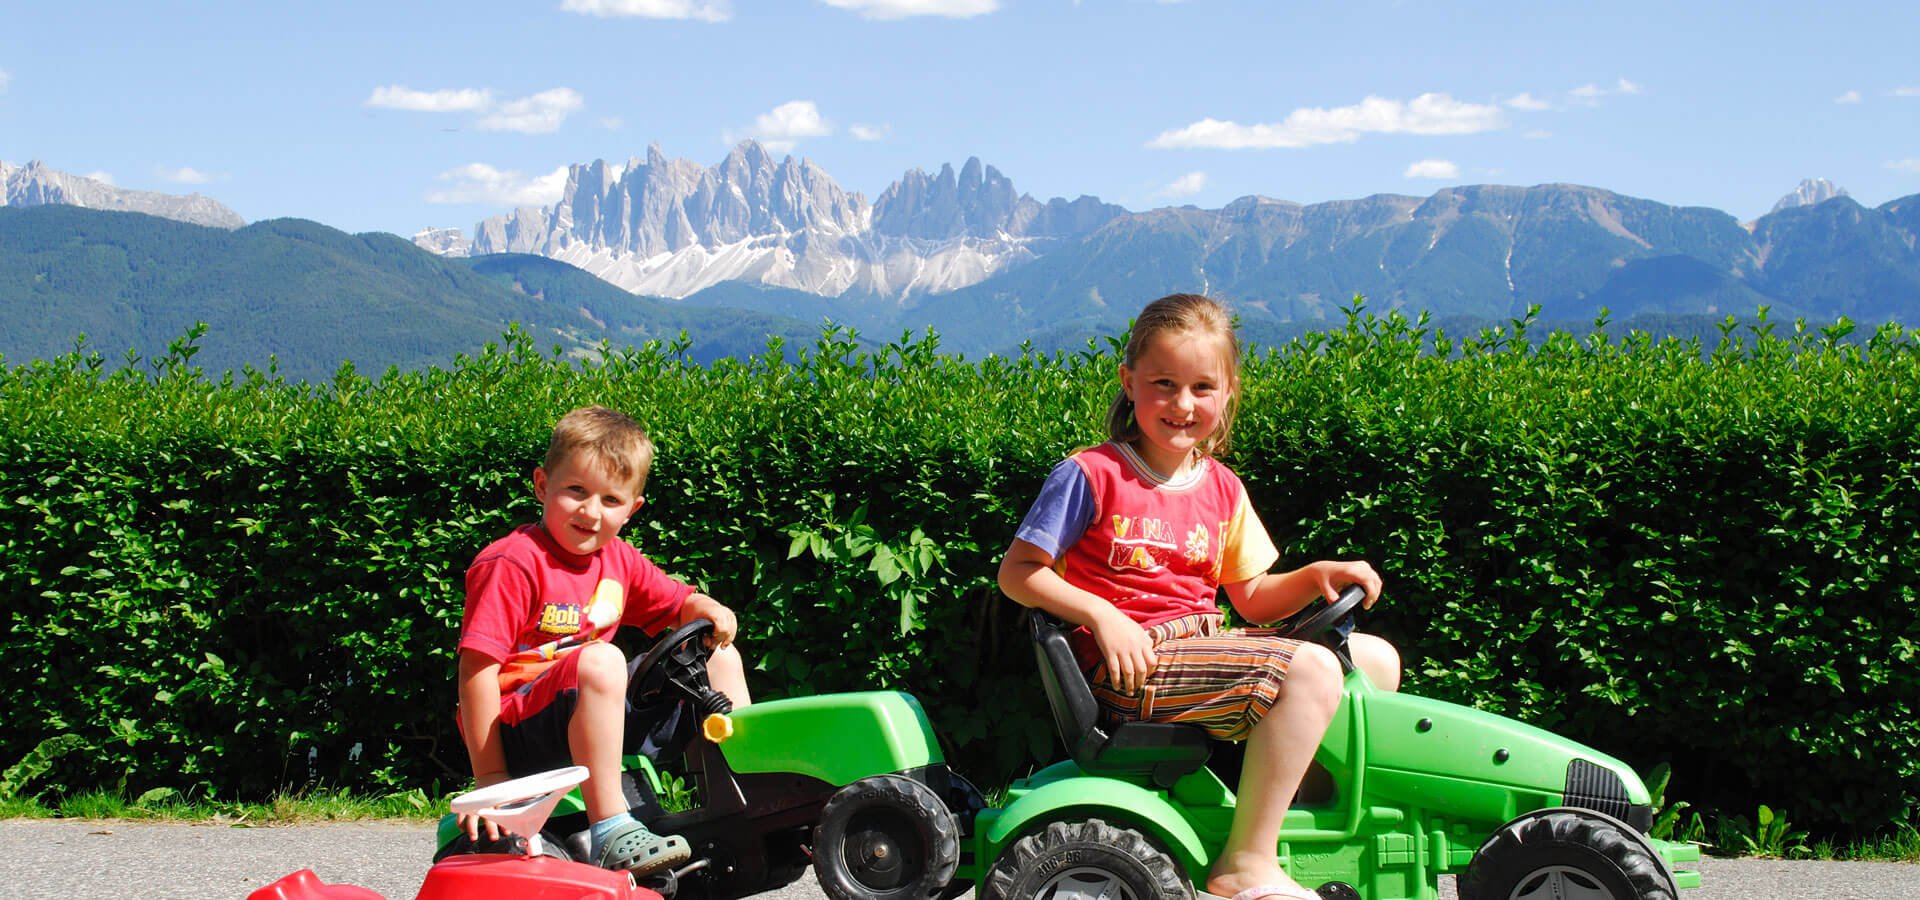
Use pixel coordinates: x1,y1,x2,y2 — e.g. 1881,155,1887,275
954,586,1702,900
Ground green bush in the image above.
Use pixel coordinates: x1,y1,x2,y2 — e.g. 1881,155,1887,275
2,306,1917,839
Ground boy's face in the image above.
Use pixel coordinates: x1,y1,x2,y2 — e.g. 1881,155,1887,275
532,453,644,558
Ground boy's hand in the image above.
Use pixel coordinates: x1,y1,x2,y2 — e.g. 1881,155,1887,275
458,811,505,844
683,593,738,647
1089,606,1157,694
457,771,511,843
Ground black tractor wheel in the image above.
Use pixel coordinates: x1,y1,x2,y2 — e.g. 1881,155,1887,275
980,819,1190,900
813,774,961,900
1458,807,1678,900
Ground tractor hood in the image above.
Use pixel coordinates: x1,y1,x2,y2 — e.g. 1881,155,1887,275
1325,686,1655,832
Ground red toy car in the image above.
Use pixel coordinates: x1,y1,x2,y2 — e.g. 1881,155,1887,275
250,767,664,900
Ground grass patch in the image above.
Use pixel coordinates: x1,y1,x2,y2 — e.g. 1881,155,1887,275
0,787,446,824
1822,824,1920,863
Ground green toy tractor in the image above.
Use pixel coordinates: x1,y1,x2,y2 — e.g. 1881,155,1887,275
955,586,1702,900
435,619,982,900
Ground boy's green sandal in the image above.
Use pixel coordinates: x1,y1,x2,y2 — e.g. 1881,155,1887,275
595,819,692,875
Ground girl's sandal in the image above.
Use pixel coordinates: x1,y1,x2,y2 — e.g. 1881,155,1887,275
595,820,692,875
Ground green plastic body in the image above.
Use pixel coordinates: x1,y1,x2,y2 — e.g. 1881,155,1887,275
960,669,1701,899
715,690,946,783
436,690,946,850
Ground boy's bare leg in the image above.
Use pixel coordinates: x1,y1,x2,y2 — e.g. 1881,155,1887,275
706,644,753,708
569,642,631,821
1206,642,1343,898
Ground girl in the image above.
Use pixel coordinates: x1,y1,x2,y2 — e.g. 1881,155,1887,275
998,294,1401,900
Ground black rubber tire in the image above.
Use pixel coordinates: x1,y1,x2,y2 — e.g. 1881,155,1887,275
813,774,961,900
980,819,1190,900
1458,807,1678,900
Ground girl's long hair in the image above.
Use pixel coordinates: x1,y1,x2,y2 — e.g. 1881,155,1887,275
1104,293,1242,459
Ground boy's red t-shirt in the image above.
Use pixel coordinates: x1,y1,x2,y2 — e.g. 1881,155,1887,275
459,524,692,693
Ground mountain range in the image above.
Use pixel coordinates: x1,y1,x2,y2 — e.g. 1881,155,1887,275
0,203,821,382
3,149,1918,376
415,145,1920,351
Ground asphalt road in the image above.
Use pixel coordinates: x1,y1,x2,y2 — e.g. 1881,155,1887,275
3,819,1915,900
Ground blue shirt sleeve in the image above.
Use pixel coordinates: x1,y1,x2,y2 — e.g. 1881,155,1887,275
1014,457,1097,560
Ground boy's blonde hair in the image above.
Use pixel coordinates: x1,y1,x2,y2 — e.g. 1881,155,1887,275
545,405,655,493
1106,293,1242,458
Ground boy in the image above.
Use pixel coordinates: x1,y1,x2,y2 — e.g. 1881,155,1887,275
457,405,752,874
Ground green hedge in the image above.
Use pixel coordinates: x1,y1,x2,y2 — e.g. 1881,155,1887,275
2,309,1917,838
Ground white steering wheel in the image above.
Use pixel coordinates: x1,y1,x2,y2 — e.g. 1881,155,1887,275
450,765,589,856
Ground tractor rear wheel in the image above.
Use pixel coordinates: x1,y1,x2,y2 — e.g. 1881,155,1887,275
813,774,960,900
980,819,1189,900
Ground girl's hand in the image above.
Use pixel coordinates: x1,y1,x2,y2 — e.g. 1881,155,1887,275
1089,607,1157,694
1310,559,1384,608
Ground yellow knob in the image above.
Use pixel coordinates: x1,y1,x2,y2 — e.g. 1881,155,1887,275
702,713,734,743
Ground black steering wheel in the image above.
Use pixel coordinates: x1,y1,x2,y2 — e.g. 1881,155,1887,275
627,618,731,717
1285,583,1367,673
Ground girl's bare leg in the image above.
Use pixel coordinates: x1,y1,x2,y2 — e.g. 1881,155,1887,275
1205,642,1343,898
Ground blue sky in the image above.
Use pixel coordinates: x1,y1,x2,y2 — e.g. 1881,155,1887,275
5,0,1918,238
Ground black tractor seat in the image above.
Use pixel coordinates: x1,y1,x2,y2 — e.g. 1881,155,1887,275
1028,609,1211,789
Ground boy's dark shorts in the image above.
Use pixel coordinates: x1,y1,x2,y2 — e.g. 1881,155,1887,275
497,650,694,775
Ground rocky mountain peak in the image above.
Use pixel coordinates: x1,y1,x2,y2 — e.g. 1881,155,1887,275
1771,178,1850,214
451,141,1128,300
2,158,246,229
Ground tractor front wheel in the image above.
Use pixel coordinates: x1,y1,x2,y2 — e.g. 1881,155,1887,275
1459,807,1677,900
980,819,1189,900
813,774,960,900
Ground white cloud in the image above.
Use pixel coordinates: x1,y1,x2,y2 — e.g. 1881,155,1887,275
426,163,571,206
561,0,731,21
1157,171,1208,199
1505,92,1552,112
86,171,115,185
477,88,584,134
1571,78,1642,105
156,166,213,185
1523,129,1553,140
368,85,584,134
849,123,889,141
1835,90,1863,105
0,68,10,93
365,85,493,113
1403,159,1460,180
1889,159,1920,174
818,0,998,20
743,100,832,152
1894,86,1920,98
1148,93,1506,150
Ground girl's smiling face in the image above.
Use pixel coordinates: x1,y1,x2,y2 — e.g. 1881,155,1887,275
1120,330,1234,477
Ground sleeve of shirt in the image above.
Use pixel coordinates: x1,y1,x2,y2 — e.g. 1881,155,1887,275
1218,493,1281,586
459,552,531,663
1013,457,1098,560
618,545,696,636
